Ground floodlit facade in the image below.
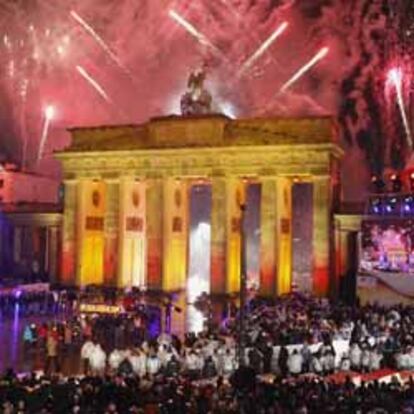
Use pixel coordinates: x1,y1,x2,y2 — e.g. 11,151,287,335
56,114,343,297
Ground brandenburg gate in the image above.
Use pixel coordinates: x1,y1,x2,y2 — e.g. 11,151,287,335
56,114,343,297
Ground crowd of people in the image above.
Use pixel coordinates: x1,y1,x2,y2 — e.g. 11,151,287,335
4,292,414,412
71,294,414,380
2,365,414,412
18,293,414,379
22,314,146,353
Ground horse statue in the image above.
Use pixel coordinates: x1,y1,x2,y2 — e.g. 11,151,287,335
180,67,212,115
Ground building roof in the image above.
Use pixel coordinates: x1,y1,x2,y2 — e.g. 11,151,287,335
0,203,62,215
61,114,338,153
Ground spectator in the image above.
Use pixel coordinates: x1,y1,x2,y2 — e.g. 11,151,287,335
288,349,303,376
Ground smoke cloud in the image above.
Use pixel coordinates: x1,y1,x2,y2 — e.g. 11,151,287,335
0,0,410,201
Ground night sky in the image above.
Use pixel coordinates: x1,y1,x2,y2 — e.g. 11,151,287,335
0,0,413,202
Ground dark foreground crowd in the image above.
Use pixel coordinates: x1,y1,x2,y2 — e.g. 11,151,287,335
2,369,414,413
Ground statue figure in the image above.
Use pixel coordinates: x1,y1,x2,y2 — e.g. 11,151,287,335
180,66,212,115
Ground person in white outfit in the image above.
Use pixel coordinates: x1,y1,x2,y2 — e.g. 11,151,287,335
407,347,414,370
109,349,124,373
128,348,147,377
223,348,236,376
185,350,201,379
396,350,409,370
361,347,371,373
310,352,323,375
147,353,161,377
323,351,335,375
369,347,383,372
350,343,362,371
89,343,106,375
81,339,95,374
288,349,303,376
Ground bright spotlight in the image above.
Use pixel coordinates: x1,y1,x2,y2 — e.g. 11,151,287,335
44,105,55,120
220,102,237,119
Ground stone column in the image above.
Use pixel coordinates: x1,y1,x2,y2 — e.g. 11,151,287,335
61,180,77,285
275,177,293,295
118,178,146,288
0,216,3,273
47,227,59,283
259,178,277,296
104,179,120,286
210,177,227,295
334,219,346,283
44,226,49,274
259,177,293,296
162,178,189,292
146,178,164,290
312,175,332,297
77,179,106,286
13,226,22,263
210,176,244,294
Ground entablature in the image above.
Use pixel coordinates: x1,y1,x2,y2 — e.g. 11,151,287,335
57,144,342,180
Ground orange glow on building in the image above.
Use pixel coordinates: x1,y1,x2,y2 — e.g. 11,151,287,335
77,180,106,286
56,115,342,297
163,178,188,291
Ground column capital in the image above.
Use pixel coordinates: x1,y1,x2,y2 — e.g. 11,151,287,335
104,178,121,184
63,178,77,184
312,174,331,181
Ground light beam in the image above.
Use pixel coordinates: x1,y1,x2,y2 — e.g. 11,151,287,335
76,65,112,104
169,9,226,60
37,104,55,162
238,21,288,77
279,47,329,93
388,67,413,148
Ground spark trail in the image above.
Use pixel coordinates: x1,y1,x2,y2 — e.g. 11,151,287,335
169,9,227,61
238,21,288,77
70,10,133,80
76,65,112,104
37,105,54,162
388,67,413,148
279,47,329,93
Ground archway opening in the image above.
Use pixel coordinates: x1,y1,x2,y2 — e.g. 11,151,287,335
187,184,211,303
246,183,261,289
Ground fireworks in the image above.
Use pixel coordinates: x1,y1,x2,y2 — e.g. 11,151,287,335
76,65,112,104
70,10,132,79
387,67,413,149
45,105,55,120
37,105,55,162
0,0,412,171
169,9,226,60
280,47,329,93
238,22,288,77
